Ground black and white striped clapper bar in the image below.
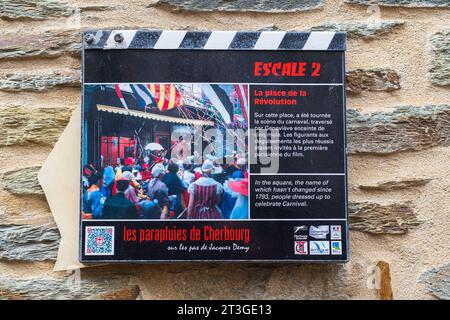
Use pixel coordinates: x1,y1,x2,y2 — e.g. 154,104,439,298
83,30,346,51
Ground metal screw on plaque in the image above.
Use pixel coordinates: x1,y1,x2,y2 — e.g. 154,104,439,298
84,34,95,45
114,33,124,43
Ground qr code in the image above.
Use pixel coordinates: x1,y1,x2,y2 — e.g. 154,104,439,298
85,226,114,256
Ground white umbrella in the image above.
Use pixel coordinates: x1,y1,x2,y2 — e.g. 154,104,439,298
172,126,193,138
145,142,164,151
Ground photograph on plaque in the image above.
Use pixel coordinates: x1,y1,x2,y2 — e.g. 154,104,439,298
80,30,348,262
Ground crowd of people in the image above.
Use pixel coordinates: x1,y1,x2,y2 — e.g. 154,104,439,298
82,154,249,220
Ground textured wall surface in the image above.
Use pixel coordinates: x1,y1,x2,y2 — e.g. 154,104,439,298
0,0,449,300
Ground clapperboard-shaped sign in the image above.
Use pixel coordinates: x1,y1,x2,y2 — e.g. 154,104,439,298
80,30,348,262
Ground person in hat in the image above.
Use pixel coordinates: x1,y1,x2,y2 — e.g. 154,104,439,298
147,163,168,200
121,162,147,200
102,175,138,219
124,157,134,166
82,164,97,191
121,171,140,206
121,157,135,173
182,162,195,187
163,161,185,195
228,178,248,220
101,165,115,199
132,168,143,183
221,178,239,219
111,158,125,196
82,170,106,219
179,161,195,210
140,163,151,183
187,160,223,219
231,158,247,179
150,151,165,167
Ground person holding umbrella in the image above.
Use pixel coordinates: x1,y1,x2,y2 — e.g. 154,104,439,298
145,142,165,167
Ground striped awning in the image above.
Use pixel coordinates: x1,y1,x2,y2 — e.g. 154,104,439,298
97,105,214,126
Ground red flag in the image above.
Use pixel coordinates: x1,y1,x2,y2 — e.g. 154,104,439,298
114,84,129,111
147,84,183,111
234,84,248,123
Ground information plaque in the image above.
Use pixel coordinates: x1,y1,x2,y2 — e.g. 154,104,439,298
80,30,348,262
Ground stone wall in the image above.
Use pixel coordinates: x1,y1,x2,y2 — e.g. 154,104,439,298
0,0,449,300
